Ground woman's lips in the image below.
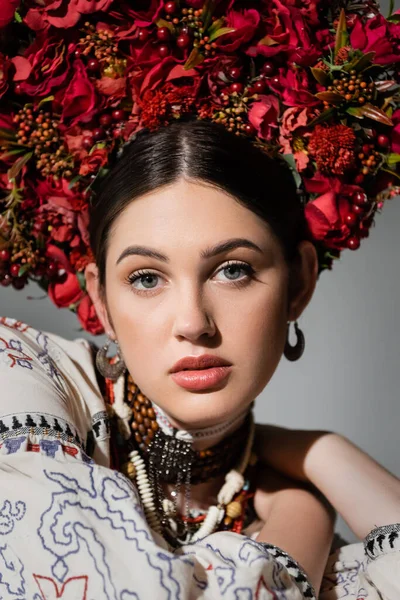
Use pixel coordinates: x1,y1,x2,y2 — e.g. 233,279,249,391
170,366,232,391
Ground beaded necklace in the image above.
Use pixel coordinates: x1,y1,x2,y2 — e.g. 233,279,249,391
100,369,258,547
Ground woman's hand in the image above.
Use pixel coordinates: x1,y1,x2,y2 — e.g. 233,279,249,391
255,424,400,539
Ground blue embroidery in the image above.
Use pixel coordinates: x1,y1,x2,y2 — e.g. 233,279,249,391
0,543,26,597
4,436,26,454
41,439,61,459
0,500,26,535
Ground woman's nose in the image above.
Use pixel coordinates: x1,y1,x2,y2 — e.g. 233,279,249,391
171,286,216,341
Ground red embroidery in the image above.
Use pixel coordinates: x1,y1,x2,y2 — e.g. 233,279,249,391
62,445,79,457
27,443,40,452
0,336,34,368
255,575,277,599
33,574,88,599
0,318,30,333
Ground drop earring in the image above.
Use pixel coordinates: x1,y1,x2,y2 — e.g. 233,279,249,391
283,321,305,362
96,337,126,380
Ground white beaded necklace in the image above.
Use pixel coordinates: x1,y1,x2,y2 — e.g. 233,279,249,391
111,373,255,544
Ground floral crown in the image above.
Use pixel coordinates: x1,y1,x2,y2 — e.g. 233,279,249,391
0,0,399,334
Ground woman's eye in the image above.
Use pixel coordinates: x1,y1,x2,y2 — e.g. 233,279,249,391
126,261,255,294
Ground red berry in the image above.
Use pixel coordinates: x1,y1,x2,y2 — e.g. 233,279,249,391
347,236,361,250
158,44,170,58
229,67,242,81
10,263,21,278
345,212,358,228
100,113,113,127
46,261,58,278
164,1,177,15
0,274,11,287
157,26,171,42
352,191,369,206
270,76,281,87
377,134,390,149
254,79,266,93
14,83,23,95
138,28,150,42
82,135,94,150
362,144,370,155
0,249,10,262
92,128,105,141
262,62,275,77
177,33,191,49
74,47,83,58
87,58,100,72
230,82,243,94
354,174,364,185
12,276,27,290
112,109,125,121
244,123,256,136
352,204,365,216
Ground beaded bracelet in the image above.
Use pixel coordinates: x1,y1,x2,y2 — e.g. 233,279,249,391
255,541,317,599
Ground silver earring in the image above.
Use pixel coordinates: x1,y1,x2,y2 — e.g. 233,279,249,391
96,338,126,380
283,321,305,362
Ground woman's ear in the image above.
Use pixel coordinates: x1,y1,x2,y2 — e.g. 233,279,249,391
287,240,319,322
85,263,116,339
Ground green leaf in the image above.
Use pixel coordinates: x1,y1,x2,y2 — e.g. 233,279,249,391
155,18,175,33
334,9,349,58
310,67,330,86
388,13,400,23
345,51,376,74
387,153,400,167
315,91,343,105
7,152,33,182
208,26,236,43
14,10,22,23
388,0,395,18
258,35,278,46
0,148,26,161
18,264,31,277
346,106,365,118
307,107,336,127
281,153,302,189
76,271,87,291
183,47,205,70
0,128,16,141
37,95,55,108
68,175,81,190
359,103,393,126
201,0,217,32
207,17,224,36
375,80,397,92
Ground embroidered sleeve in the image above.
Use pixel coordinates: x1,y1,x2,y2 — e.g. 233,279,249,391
364,523,400,559
0,318,92,462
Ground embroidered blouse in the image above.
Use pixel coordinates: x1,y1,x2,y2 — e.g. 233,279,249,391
0,316,398,600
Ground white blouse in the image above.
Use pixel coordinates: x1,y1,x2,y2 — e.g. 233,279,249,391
0,316,398,599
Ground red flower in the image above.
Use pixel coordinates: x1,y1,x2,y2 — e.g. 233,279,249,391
0,54,12,99
46,245,85,309
0,0,20,30
248,94,279,141
216,9,260,52
61,60,98,126
304,174,366,249
308,124,356,175
391,108,400,154
79,148,108,176
350,14,400,65
77,295,104,335
20,36,70,97
24,0,114,30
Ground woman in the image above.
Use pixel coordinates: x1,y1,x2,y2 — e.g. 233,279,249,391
1,120,399,599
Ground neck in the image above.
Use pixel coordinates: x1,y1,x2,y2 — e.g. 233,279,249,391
152,402,250,451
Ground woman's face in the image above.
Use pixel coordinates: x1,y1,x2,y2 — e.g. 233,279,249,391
99,178,293,428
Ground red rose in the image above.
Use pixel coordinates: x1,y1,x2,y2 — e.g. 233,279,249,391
248,94,280,141
350,14,400,65
61,60,98,126
48,271,84,308
24,0,114,30
77,295,104,335
79,148,108,176
216,9,260,52
20,36,70,97
0,0,20,30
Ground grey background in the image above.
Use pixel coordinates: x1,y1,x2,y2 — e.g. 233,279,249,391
0,0,398,544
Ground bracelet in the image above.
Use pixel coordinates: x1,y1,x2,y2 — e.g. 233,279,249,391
364,523,400,560
255,541,317,599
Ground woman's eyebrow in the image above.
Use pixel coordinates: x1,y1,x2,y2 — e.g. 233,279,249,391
116,238,264,265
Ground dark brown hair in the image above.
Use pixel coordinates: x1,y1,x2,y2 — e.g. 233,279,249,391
89,118,308,289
